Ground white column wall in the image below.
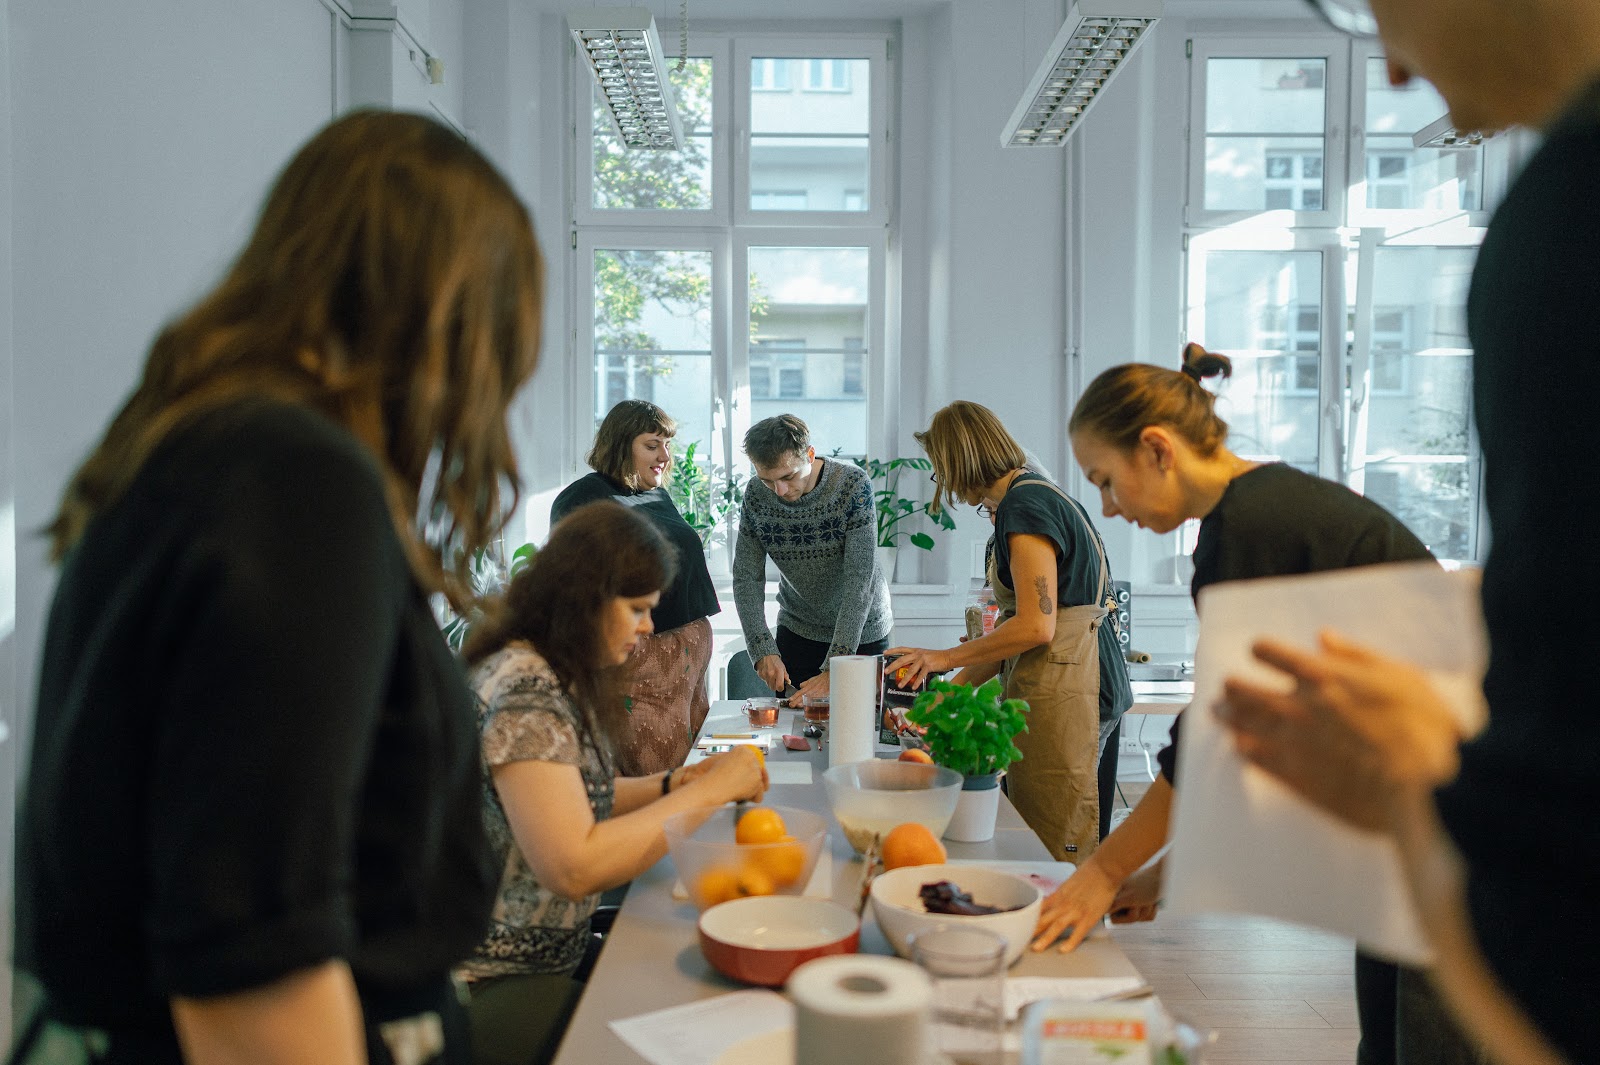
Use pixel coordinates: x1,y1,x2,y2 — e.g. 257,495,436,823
0,0,16,1041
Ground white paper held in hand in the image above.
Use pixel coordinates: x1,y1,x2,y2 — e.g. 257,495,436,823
1165,561,1487,965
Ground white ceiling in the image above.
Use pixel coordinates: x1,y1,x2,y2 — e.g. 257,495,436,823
551,0,1309,24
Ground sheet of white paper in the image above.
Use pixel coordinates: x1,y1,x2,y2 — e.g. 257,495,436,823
1165,562,1487,965
765,762,813,785
609,989,794,1065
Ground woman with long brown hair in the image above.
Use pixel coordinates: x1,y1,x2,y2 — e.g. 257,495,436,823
458,502,766,1065
17,111,543,1065
551,399,722,775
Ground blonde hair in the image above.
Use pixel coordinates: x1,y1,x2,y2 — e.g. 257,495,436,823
47,111,545,612
588,399,678,489
914,401,1028,516
1069,342,1233,456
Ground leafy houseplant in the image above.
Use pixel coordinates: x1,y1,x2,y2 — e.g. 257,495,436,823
666,440,746,550
905,676,1028,778
850,455,957,551
438,541,538,654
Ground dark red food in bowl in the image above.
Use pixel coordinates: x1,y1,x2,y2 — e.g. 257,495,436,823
697,896,860,986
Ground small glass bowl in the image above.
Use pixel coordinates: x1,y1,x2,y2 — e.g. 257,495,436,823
801,694,831,723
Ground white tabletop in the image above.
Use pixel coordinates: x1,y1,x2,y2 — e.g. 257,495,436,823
549,701,1142,1065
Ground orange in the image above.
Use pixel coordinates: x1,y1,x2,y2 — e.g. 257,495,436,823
881,823,948,870
735,807,787,846
734,864,776,898
898,748,935,765
693,866,742,908
748,836,808,888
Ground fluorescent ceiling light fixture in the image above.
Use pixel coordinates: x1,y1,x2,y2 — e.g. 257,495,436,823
1001,0,1163,148
1412,114,1496,150
568,7,684,151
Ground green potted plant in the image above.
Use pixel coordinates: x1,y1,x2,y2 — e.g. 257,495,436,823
438,540,537,654
845,454,957,582
904,676,1028,842
667,439,746,550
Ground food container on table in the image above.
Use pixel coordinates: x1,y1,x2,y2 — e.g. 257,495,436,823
869,863,1043,967
821,760,962,855
663,804,828,912
801,693,831,723
697,895,860,986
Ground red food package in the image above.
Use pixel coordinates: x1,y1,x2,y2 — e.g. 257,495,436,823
781,734,811,751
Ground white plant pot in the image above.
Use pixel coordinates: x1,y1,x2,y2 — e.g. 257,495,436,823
944,775,1001,843
876,544,897,583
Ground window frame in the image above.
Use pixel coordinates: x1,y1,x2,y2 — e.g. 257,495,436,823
1186,37,1350,230
733,36,889,229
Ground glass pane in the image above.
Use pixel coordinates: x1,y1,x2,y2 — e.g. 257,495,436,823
592,59,713,210
1356,246,1476,557
593,249,714,456
750,57,870,212
1191,250,1324,470
747,247,869,455
1203,58,1326,212
1363,58,1481,211
1205,137,1326,211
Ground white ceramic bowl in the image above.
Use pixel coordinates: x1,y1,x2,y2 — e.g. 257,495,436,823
869,862,1043,967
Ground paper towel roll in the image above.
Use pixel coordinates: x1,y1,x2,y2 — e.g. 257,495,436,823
790,955,932,1065
827,654,880,768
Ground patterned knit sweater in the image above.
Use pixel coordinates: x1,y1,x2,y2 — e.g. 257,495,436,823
733,457,892,665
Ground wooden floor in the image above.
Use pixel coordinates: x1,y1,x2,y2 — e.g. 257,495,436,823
1106,781,1362,1063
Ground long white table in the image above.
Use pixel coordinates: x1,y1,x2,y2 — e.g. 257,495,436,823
549,701,1143,1064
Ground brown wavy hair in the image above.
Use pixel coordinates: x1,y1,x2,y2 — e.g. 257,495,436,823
464,501,678,734
914,401,1029,517
588,399,678,489
1069,342,1234,457
46,110,545,611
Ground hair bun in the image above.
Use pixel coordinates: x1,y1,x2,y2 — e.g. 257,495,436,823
1180,342,1233,383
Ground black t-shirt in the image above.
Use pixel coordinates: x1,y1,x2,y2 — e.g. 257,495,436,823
1156,463,1434,782
1431,78,1600,1060
993,472,1132,723
550,472,721,633
16,401,499,1047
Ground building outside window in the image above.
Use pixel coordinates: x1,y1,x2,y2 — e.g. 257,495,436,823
573,34,889,563
1185,38,1504,560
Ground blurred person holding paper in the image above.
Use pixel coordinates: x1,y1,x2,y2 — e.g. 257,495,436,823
1217,0,1600,1061
886,401,1132,864
459,502,767,1065
1042,344,1479,1065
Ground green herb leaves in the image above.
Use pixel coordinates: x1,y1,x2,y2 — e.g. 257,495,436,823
904,676,1028,777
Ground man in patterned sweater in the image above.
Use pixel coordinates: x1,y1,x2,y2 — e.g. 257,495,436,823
734,415,892,706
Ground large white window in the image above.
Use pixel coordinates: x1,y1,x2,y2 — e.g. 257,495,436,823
1185,38,1504,561
574,34,890,563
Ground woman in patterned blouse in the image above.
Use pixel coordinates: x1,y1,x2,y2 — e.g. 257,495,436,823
457,502,768,1064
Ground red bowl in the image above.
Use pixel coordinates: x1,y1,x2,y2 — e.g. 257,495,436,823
698,896,860,986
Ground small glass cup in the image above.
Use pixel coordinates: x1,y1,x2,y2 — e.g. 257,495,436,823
743,697,781,728
907,925,1007,1065
801,694,830,724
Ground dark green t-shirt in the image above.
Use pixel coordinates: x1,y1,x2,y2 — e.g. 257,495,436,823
992,472,1132,723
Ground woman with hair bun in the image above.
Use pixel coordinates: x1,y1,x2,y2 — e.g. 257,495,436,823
1036,344,1477,1065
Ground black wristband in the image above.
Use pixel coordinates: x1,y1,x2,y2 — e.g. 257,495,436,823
660,769,674,796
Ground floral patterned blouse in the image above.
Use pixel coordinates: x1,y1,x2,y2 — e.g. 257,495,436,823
459,643,616,979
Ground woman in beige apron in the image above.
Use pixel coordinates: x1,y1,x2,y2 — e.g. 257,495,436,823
885,401,1131,863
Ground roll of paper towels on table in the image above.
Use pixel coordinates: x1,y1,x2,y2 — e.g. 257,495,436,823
790,954,932,1065
827,655,880,768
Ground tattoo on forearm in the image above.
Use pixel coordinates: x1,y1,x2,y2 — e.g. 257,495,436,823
1034,576,1054,615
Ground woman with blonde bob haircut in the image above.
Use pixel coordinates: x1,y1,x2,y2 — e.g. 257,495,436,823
887,401,1131,863
552,399,722,773
18,110,543,1065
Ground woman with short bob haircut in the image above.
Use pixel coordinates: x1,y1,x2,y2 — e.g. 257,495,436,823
551,399,722,774
1041,343,1470,1065
886,400,1132,864
459,501,766,1064
18,110,542,1064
